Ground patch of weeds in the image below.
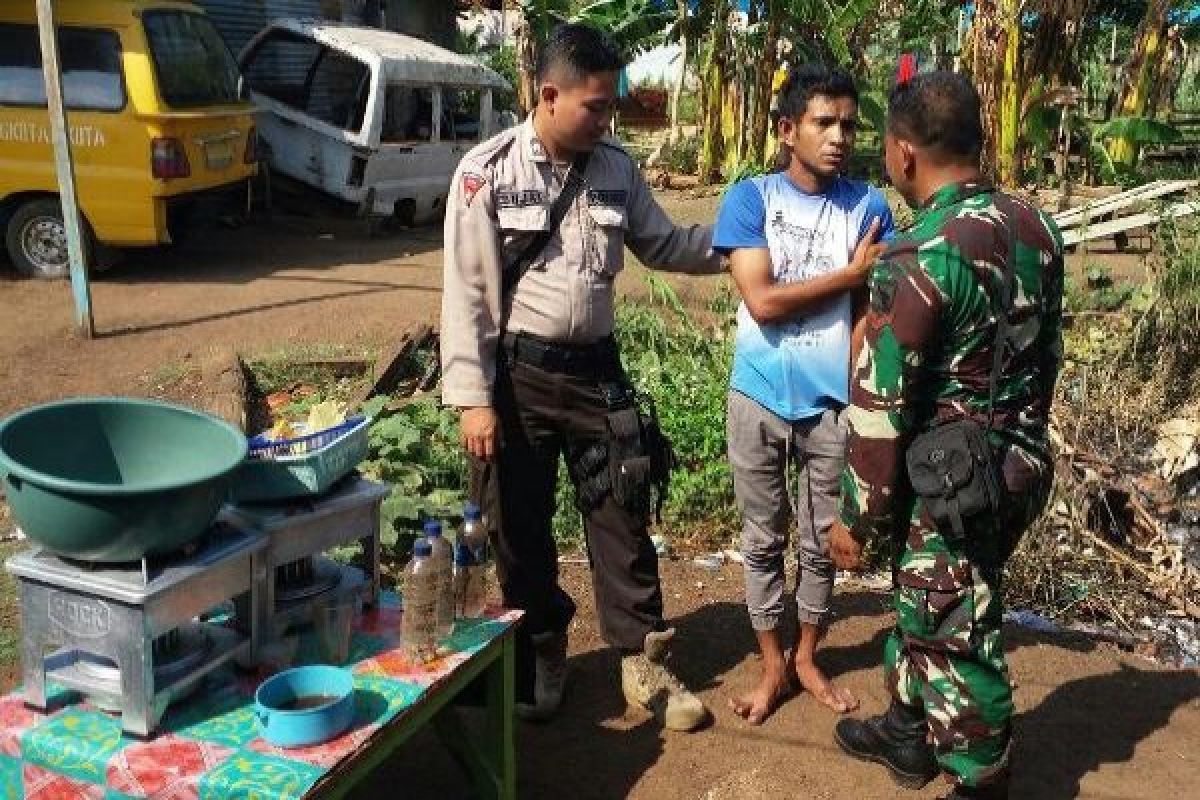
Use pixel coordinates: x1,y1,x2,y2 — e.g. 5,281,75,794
659,134,701,175
246,343,366,390
1065,264,1138,313
0,541,24,673
617,274,739,542
147,361,194,390
243,343,375,434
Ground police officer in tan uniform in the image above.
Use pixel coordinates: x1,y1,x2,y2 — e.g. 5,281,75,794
441,24,722,731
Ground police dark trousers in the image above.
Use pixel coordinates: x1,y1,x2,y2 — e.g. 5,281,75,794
471,332,664,701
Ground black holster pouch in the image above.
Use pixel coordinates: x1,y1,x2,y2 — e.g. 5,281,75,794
571,382,675,524
905,419,1005,539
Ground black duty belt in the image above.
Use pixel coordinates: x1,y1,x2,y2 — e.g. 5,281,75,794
502,332,619,377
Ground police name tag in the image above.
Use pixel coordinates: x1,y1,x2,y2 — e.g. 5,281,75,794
496,189,546,209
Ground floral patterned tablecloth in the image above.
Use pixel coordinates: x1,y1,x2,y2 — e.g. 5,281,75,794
0,592,519,799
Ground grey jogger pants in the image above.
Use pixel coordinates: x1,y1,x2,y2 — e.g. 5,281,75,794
727,390,846,630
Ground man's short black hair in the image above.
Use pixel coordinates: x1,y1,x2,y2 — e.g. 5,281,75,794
776,62,858,120
887,71,983,162
536,23,627,86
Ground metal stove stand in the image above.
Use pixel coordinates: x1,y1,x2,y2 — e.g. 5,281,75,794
6,523,267,737
222,476,389,635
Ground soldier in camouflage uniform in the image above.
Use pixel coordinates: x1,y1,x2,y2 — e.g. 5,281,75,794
828,72,1064,799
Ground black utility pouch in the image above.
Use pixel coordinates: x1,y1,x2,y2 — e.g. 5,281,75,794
905,419,1005,539
606,406,652,521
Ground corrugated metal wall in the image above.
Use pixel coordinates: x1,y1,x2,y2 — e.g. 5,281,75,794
198,0,328,59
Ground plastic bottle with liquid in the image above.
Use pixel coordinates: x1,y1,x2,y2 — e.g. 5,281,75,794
454,503,489,618
453,541,489,619
423,519,456,639
401,537,438,663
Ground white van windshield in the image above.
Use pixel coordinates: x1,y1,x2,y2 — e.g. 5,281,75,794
143,11,239,108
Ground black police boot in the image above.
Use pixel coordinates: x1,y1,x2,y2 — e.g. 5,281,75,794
834,701,938,789
937,778,1010,800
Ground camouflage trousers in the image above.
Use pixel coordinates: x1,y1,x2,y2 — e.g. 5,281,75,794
885,520,1014,789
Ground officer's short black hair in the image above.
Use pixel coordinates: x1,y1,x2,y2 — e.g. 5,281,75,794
776,62,858,120
536,23,627,87
888,71,983,163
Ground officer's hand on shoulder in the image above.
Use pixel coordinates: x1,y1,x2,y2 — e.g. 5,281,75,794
460,406,499,462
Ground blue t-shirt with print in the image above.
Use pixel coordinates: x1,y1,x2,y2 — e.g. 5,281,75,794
713,173,895,421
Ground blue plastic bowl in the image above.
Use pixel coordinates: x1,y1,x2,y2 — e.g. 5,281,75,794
254,666,355,748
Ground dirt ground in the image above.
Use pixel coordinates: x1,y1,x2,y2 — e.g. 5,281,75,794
1,192,1197,799
363,559,1200,800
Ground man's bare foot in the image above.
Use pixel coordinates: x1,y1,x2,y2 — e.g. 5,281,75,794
793,659,858,714
728,664,792,725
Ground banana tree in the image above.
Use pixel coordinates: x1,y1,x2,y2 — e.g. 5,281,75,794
667,0,692,143
1094,115,1182,179
568,0,673,55
698,0,731,182
1109,0,1174,167
514,0,573,114
965,0,1023,187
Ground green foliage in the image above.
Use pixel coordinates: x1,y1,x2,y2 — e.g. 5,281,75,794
484,46,520,112
358,280,742,555
1092,116,1183,176
1135,212,1200,359
553,277,742,541
360,395,467,558
858,91,887,135
569,0,673,56
724,159,768,188
615,275,739,533
1064,265,1138,313
660,133,701,174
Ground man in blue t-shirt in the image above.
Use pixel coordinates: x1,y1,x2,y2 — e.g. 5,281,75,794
714,63,893,725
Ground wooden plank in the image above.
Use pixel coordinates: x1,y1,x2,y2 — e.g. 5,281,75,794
1062,202,1200,246
348,323,434,410
198,346,248,432
35,0,92,337
1054,180,1197,229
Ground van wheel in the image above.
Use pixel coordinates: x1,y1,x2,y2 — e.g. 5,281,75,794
5,199,92,280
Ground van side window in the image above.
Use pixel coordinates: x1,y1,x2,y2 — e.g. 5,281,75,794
0,24,124,111
382,87,434,143
444,89,482,141
243,32,368,134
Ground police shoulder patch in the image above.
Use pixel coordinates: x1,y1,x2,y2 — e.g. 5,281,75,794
462,172,486,207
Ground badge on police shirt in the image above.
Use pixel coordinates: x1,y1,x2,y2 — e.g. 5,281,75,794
462,172,486,207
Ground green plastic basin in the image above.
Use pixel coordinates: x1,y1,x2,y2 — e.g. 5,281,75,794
0,398,247,562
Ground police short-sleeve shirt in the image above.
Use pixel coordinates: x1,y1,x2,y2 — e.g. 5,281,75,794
713,173,895,421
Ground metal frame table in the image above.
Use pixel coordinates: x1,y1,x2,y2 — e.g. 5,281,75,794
307,624,516,800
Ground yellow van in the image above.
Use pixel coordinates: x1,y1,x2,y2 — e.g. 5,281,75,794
0,0,257,278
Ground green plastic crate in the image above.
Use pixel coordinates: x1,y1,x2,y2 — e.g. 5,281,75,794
232,417,370,502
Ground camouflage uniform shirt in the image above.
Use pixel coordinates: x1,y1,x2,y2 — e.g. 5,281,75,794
838,181,1065,579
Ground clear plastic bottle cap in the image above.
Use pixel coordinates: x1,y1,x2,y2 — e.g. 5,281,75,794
413,537,432,557
463,502,482,521
423,519,443,537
